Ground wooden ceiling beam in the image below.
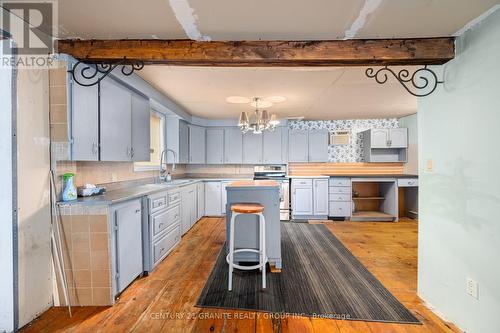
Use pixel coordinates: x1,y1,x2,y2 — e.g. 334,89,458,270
56,38,455,66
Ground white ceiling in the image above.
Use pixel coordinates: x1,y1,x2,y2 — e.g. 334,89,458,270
57,0,500,39
138,66,417,120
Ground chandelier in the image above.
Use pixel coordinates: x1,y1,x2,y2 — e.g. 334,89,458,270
238,98,280,134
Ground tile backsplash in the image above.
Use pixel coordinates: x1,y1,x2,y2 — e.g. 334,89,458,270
288,119,399,162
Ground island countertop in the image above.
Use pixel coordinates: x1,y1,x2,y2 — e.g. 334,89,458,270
227,180,280,188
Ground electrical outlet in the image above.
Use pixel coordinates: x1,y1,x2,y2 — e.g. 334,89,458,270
426,159,433,172
467,278,479,299
111,173,118,182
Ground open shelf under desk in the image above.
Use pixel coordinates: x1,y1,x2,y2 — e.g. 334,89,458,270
351,211,396,222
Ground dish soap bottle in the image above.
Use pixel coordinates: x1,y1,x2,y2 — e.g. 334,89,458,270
62,173,77,201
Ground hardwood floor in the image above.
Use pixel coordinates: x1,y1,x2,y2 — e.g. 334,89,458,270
20,217,461,333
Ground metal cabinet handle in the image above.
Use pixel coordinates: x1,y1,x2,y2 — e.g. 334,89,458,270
158,222,164,228
135,209,141,214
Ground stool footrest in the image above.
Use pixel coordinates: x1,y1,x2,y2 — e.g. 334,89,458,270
226,250,268,271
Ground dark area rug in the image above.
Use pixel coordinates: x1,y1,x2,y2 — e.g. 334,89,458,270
196,222,420,324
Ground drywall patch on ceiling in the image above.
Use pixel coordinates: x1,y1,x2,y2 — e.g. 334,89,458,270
168,0,211,41
344,0,383,39
454,4,500,36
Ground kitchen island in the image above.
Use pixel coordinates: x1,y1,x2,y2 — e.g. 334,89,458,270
225,180,282,269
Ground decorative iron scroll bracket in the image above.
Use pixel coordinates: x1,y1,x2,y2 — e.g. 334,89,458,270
68,58,144,87
365,65,443,97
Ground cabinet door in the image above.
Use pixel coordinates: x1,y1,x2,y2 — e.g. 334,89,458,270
370,129,389,148
204,182,222,216
389,128,408,148
71,83,99,161
292,186,313,215
224,128,243,164
221,182,229,215
206,128,224,164
242,132,263,164
188,125,206,164
180,187,191,235
263,127,283,164
288,130,309,162
188,186,197,227
308,130,329,162
100,79,132,161
179,121,189,164
131,94,150,162
313,179,329,215
115,200,143,293
197,182,205,220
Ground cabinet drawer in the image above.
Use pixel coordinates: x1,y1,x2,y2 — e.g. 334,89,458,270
151,204,180,237
329,193,351,202
329,202,351,217
150,194,167,213
329,178,351,187
329,186,351,194
292,178,312,187
153,225,180,266
397,178,418,187
168,191,181,205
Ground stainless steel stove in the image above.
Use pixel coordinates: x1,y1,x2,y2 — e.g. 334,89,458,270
253,165,290,220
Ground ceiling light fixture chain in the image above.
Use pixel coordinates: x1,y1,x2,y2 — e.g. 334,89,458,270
365,65,443,97
68,58,145,87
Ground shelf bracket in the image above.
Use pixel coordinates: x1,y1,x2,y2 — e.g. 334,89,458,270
68,58,144,87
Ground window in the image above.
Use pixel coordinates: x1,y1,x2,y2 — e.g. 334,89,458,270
134,111,165,170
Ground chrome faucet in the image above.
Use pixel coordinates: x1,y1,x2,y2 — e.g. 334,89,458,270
159,149,177,182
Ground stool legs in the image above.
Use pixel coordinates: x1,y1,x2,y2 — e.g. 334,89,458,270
258,212,266,289
228,212,238,291
227,211,267,291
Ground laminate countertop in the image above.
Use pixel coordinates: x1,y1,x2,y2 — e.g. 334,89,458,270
57,177,252,206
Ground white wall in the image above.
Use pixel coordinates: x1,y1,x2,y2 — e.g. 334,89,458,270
17,68,52,327
398,113,418,174
0,39,15,333
417,8,500,333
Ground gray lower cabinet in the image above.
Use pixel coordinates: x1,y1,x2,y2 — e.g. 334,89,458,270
263,128,283,164
224,128,243,164
181,184,197,234
206,128,224,164
146,190,181,272
112,199,143,294
131,94,151,162
179,121,189,164
188,125,206,164
328,177,352,218
71,82,99,161
242,133,263,164
291,179,313,216
205,181,222,216
308,130,329,162
288,130,309,162
313,179,329,215
100,78,132,161
196,182,205,220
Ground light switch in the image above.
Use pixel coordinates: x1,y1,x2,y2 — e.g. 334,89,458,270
112,173,118,182
426,159,433,172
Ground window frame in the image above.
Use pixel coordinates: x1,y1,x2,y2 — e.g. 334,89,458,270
133,109,166,172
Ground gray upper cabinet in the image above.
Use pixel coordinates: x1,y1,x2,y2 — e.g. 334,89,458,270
288,130,309,162
389,128,408,148
179,121,189,164
188,125,206,164
370,129,390,148
131,94,150,162
308,130,329,162
71,83,99,161
100,79,132,161
224,128,243,164
263,128,282,164
242,133,263,164
206,128,224,164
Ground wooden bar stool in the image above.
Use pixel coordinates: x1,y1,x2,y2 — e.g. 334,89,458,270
226,203,267,291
